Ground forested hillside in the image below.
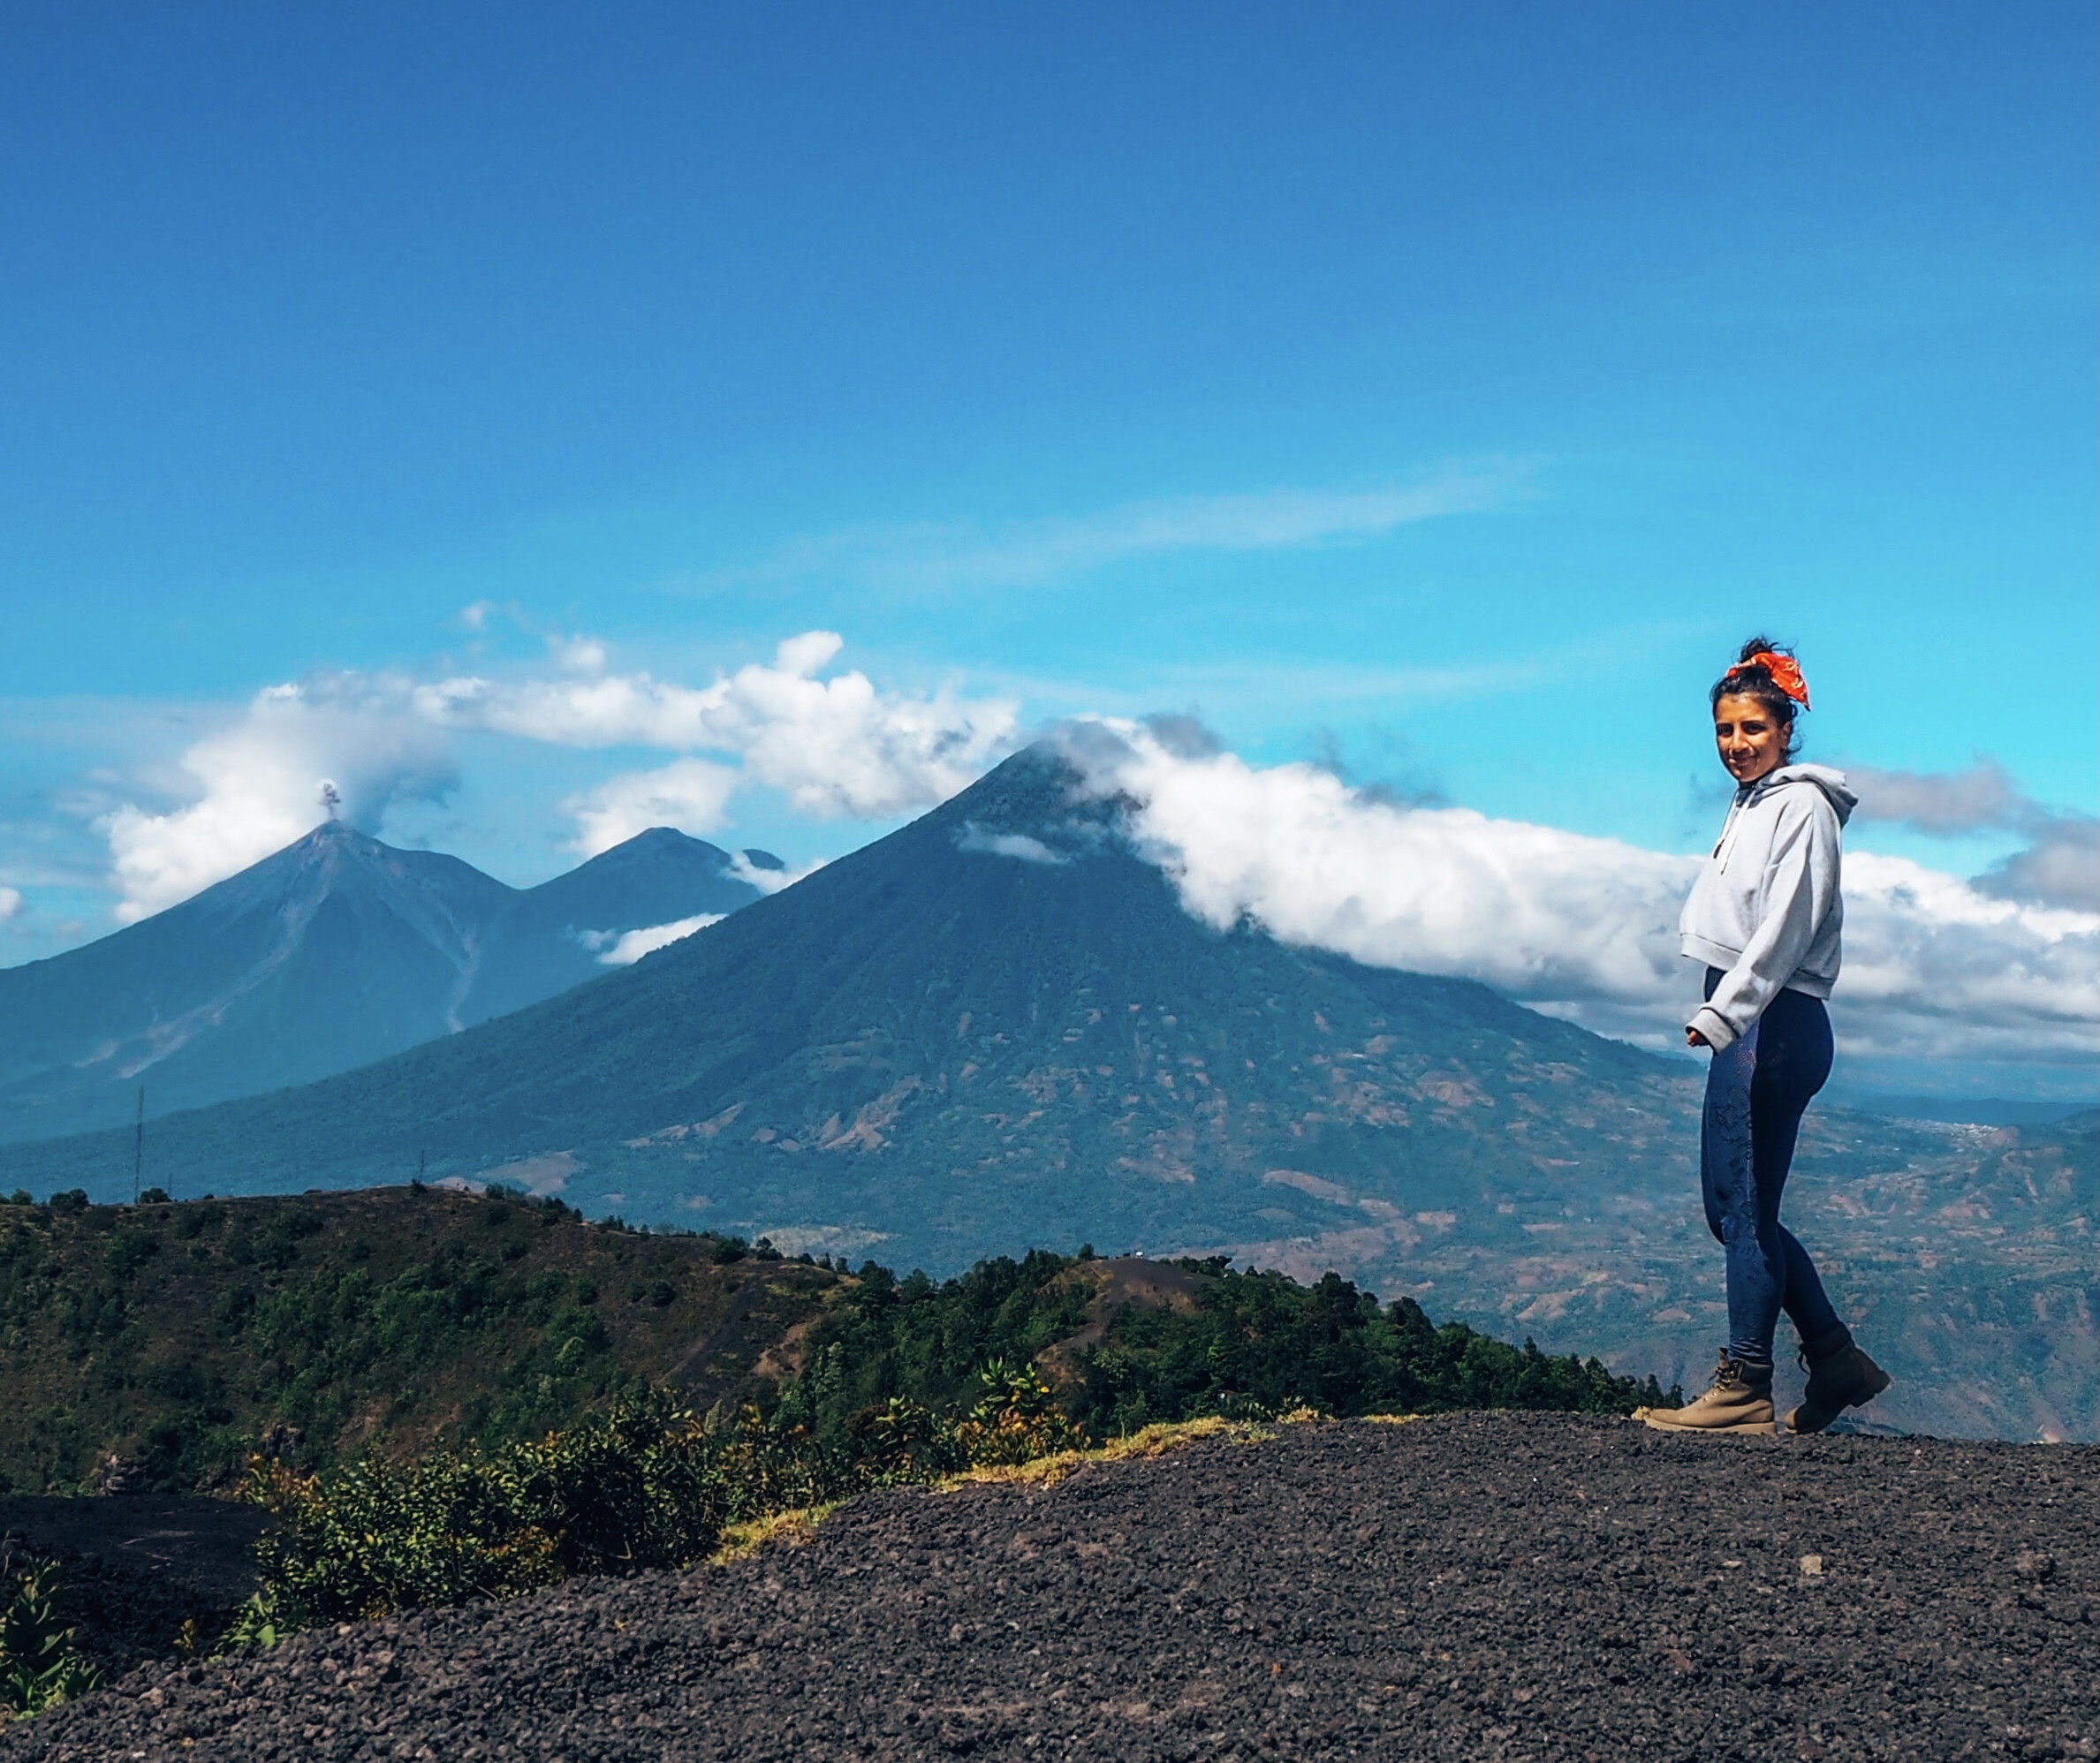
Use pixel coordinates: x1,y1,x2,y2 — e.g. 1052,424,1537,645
0,821,769,1142
0,1185,831,1494
0,1185,1669,1495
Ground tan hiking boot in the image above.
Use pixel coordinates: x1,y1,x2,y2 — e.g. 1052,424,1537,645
1785,1325,1892,1434
1641,1354,1776,1435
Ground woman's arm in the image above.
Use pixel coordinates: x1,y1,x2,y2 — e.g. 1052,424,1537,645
1686,793,1840,1052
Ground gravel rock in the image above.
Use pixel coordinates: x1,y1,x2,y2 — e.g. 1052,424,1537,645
6,1413,2095,1760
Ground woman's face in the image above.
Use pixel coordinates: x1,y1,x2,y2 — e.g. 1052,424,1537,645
1713,692,1789,786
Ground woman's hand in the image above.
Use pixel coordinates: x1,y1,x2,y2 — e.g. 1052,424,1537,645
1686,1026,1710,1048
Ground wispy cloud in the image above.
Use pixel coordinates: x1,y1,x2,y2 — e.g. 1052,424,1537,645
583,913,725,965
701,466,1520,596
957,618,1697,726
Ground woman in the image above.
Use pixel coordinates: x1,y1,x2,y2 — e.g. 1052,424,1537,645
1643,638,1891,1437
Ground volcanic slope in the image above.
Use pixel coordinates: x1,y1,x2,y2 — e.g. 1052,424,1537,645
0,822,768,1142
7,1415,2095,1762
2,752,1695,1262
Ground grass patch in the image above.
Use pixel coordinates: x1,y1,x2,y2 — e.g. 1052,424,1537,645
937,1413,1280,1493
702,1415,1285,1565
708,1502,845,1565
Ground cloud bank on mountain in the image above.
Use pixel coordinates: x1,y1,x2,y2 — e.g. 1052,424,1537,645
1060,720,2100,1070
585,913,725,965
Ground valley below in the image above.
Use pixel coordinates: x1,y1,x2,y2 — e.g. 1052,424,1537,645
603,1114,2098,1445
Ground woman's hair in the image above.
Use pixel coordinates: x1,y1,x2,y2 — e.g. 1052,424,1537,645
1710,635,1804,756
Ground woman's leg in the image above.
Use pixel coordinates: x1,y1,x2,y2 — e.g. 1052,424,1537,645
1661,978,1869,1434
1699,982,1839,1364
1699,1015,1785,1364
1746,988,1840,1346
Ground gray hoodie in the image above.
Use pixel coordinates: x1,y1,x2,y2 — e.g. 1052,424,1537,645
1679,762,1857,1053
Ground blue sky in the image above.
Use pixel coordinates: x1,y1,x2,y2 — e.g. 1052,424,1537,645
2,4,2094,1087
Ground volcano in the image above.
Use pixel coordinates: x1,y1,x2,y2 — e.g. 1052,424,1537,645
0,752,1694,1243
0,821,770,1141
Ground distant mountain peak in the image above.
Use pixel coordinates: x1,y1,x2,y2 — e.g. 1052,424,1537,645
0,820,770,1140
625,826,714,851
295,817,380,848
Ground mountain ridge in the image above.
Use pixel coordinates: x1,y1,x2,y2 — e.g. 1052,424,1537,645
0,751,1694,1234
0,821,775,1141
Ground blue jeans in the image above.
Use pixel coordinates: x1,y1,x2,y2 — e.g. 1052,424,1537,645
1701,969,1842,1364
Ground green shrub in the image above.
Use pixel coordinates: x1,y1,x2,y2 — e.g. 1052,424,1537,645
239,1390,865,1633
1,1557,103,1717
237,1366,1092,1643
210,1239,1677,1649
953,1361,1089,1466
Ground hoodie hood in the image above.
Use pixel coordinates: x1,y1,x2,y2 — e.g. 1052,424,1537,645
1747,763,1855,827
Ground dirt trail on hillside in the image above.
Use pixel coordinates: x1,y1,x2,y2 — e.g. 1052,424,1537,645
5,1414,2095,1760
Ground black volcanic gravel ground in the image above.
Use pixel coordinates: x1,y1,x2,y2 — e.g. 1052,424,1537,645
0,1497,269,1680
4,1414,2096,1761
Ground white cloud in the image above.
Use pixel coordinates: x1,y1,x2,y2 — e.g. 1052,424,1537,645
0,887,21,923
424,631,1020,830
956,824,1068,865
589,913,725,965
550,633,610,675
1062,722,2100,1068
565,757,741,856
1836,852,2100,1062
93,633,1013,916
99,680,455,923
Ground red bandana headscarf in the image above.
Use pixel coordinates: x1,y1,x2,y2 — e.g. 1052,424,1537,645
1726,650,1810,710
